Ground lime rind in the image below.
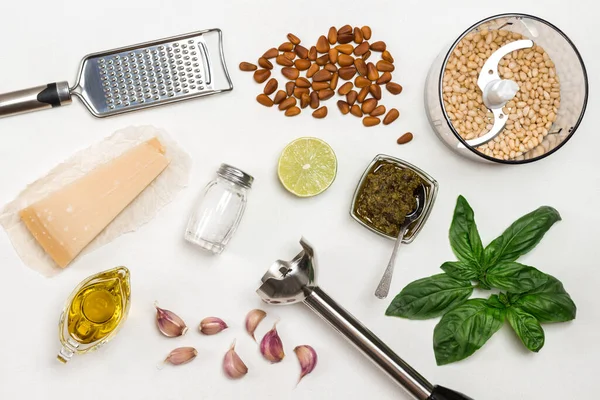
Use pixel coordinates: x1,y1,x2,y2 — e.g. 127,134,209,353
278,137,337,197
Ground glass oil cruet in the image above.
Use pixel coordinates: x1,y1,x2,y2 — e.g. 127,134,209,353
57,267,131,363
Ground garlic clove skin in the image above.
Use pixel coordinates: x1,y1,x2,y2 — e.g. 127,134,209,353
245,309,267,342
155,302,188,337
165,347,198,366
260,322,285,363
199,317,228,335
223,340,248,379
294,345,317,384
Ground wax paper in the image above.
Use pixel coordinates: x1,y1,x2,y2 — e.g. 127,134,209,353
0,126,192,277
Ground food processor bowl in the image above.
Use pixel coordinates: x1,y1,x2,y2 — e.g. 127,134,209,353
425,13,588,164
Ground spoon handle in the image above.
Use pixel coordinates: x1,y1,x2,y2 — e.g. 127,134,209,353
375,226,406,299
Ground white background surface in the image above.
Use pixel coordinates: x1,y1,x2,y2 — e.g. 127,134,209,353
0,1,597,399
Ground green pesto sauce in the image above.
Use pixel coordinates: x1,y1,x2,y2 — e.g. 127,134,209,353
355,161,423,236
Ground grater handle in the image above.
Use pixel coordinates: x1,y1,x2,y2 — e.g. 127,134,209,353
0,81,72,118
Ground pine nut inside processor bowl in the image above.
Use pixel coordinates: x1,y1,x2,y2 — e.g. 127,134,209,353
424,13,588,164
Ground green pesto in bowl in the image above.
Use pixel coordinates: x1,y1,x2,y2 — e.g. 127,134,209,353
354,162,424,237
350,154,438,243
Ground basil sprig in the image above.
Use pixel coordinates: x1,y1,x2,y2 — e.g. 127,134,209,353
386,196,576,365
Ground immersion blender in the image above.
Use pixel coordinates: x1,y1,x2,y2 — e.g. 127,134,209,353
257,238,472,400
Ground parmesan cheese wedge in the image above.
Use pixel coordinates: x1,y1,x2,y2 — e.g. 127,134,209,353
19,137,170,268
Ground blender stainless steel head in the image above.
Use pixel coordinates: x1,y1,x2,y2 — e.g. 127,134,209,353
0,28,233,119
258,238,316,305
257,238,472,400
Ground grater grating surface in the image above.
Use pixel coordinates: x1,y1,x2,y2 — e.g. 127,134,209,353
71,28,232,117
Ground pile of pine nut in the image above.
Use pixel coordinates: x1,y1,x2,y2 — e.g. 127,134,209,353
442,29,560,160
240,25,403,128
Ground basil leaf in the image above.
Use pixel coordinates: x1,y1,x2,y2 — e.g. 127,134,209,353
483,262,548,293
507,292,521,304
484,206,561,266
433,299,505,365
499,293,510,306
477,281,491,290
385,274,473,320
486,294,506,309
440,261,479,280
513,275,576,323
449,196,484,266
507,307,545,352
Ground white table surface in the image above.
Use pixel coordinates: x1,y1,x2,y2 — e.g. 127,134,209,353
0,1,597,399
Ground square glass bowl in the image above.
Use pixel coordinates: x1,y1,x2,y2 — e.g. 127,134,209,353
350,154,439,244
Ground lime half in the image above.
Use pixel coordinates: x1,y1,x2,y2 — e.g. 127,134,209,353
278,137,337,197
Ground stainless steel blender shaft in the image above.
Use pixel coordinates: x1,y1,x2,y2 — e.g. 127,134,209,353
304,286,433,399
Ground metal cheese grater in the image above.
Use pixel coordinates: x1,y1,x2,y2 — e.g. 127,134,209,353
0,28,233,119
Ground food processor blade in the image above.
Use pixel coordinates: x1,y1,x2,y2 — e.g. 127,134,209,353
464,39,534,147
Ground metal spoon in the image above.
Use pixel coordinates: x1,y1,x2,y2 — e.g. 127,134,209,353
375,185,426,299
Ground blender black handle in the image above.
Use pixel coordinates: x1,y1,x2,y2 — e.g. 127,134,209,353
429,385,473,400
303,286,472,400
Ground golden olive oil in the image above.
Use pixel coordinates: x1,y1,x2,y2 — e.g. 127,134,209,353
57,267,130,363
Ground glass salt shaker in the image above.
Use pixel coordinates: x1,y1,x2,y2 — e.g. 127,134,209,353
185,164,253,254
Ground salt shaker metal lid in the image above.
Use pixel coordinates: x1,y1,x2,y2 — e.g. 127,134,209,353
217,164,254,189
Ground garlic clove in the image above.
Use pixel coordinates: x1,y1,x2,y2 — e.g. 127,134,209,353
155,302,188,337
164,347,198,366
223,340,248,379
294,345,317,384
245,309,267,342
199,317,228,335
259,322,285,363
